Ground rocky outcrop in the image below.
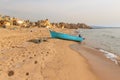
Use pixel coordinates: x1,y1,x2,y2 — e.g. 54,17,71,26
0,14,92,29
52,22,92,29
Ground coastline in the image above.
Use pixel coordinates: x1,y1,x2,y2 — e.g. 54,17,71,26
70,43,120,80
0,28,120,80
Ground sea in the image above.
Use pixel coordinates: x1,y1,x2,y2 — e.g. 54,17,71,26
75,28,120,57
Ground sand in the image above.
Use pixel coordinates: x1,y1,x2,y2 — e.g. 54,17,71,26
0,27,120,80
71,44,120,80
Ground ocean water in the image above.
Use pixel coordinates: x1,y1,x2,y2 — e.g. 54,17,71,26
76,28,120,56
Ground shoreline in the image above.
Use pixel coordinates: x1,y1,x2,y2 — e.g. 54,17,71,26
70,43,120,80
74,28,120,65
76,28,120,57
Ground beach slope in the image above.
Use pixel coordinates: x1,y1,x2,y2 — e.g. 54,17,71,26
0,28,98,80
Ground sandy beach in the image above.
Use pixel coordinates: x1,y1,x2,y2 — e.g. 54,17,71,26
0,27,120,80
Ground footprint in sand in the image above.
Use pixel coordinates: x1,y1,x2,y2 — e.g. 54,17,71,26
41,52,43,54
26,72,29,76
46,51,49,56
34,54,36,57
29,57,33,59
34,61,38,64
8,70,14,77
23,59,26,62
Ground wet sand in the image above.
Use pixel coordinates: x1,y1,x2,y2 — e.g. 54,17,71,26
71,44,120,80
0,27,120,80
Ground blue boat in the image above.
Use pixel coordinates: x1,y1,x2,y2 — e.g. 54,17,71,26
49,30,84,42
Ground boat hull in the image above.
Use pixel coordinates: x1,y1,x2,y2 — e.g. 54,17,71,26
49,30,84,42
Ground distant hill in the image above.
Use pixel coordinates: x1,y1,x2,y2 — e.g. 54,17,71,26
91,26,120,29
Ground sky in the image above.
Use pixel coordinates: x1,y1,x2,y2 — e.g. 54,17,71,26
0,0,120,27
